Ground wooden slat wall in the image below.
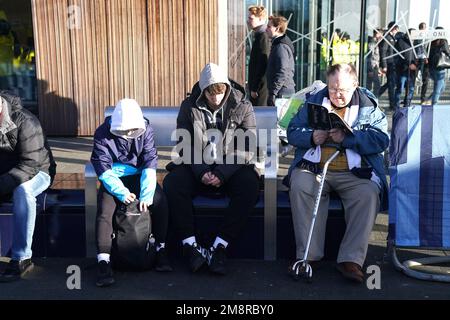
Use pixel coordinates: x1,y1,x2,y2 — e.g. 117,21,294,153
227,0,246,85
68,0,109,136
182,0,219,98
32,0,220,136
32,0,77,135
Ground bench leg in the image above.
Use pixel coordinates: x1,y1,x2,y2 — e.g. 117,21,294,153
84,163,97,257
264,177,277,261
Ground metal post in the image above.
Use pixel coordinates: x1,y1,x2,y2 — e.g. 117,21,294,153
308,0,317,85
358,0,367,85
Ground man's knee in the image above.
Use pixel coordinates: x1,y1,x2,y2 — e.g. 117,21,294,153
229,167,259,195
289,170,318,198
357,181,380,202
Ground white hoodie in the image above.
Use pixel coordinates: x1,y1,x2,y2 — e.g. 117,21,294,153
110,98,146,139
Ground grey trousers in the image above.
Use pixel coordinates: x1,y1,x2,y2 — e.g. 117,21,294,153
289,168,380,267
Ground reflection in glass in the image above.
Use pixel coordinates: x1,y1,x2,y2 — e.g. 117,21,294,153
0,0,36,114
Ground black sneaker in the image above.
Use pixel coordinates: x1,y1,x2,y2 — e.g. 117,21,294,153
183,243,206,272
0,259,34,282
96,260,114,287
155,248,173,272
207,244,227,275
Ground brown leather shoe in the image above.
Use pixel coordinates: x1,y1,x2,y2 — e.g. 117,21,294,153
336,262,364,283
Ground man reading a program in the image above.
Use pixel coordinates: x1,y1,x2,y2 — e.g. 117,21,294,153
286,63,389,283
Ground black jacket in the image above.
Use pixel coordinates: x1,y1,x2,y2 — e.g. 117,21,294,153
0,96,56,196
380,33,397,68
394,33,416,74
248,25,270,106
171,79,256,183
429,39,450,70
266,34,296,105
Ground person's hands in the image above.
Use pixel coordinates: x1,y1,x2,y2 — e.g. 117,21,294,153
201,172,214,185
313,130,329,145
201,172,222,187
251,91,258,99
409,63,417,71
139,201,149,212
382,67,387,74
124,193,136,204
329,128,345,143
208,173,222,188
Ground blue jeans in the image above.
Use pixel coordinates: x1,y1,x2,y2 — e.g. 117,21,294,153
430,69,447,106
12,171,51,260
394,71,415,109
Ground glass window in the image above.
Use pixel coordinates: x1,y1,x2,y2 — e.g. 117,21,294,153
241,0,362,93
232,0,450,109
0,0,36,114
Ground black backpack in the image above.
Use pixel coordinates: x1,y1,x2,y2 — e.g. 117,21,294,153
111,199,156,271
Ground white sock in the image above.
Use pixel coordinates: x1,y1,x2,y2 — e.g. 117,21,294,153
97,253,110,263
213,237,228,249
182,236,196,246
156,243,165,252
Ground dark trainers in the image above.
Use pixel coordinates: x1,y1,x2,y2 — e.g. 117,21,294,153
207,244,227,275
96,260,115,287
155,248,173,272
183,243,206,272
0,259,34,282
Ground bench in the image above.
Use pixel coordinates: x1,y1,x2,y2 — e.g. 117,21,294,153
85,106,280,260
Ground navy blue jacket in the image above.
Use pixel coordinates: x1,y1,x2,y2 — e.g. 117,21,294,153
91,116,158,178
266,34,296,105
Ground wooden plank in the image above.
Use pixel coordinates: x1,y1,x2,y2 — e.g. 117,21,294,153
33,0,222,135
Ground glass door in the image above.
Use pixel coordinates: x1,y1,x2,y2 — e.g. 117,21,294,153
247,0,364,89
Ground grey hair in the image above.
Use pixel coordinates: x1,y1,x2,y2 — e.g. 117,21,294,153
326,63,359,85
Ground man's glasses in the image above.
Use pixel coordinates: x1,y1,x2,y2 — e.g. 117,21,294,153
328,87,355,95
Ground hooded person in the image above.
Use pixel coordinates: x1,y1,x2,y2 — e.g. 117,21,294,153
90,98,172,287
163,63,260,275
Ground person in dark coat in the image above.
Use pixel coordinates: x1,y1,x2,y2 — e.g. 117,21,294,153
91,98,172,287
379,21,399,109
247,5,270,106
266,15,296,106
163,63,259,275
0,91,55,282
394,29,417,109
427,27,450,106
414,22,430,104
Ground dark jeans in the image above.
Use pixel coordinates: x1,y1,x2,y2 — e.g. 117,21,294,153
417,59,429,101
395,69,416,109
367,67,381,96
96,175,169,254
379,64,396,108
163,165,260,244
